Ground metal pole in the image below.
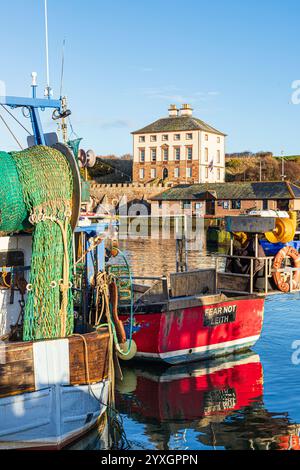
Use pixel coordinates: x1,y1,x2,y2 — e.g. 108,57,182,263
259,157,262,182
44,0,51,98
281,150,285,181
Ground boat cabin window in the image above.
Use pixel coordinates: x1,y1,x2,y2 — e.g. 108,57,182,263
0,251,24,289
0,251,24,267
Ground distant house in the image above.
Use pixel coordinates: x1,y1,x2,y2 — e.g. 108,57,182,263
151,181,300,217
132,104,226,184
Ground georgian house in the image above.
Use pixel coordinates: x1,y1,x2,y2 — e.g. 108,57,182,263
132,104,226,184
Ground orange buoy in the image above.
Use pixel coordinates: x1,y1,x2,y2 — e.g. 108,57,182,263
272,246,300,292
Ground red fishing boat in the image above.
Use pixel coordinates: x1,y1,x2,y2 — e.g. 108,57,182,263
117,213,300,365
118,269,264,364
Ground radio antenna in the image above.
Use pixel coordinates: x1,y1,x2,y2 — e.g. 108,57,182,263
44,0,52,98
60,39,66,98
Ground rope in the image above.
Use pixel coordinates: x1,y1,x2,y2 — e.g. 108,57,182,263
109,248,134,357
0,104,31,135
0,113,23,149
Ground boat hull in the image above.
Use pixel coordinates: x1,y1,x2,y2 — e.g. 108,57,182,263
0,381,109,450
120,296,264,364
0,330,110,449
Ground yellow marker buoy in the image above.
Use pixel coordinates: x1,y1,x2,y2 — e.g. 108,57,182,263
265,218,295,244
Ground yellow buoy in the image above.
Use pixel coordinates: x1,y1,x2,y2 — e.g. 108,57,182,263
117,339,137,361
265,218,295,244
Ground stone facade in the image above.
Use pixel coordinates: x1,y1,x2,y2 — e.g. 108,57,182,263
132,104,226,184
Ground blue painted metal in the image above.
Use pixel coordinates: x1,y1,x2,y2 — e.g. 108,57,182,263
0,96,61,109
260,239,300,256
0,86,62,145
75,223,111,286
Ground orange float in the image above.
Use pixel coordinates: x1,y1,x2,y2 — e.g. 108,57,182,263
272,246,300,292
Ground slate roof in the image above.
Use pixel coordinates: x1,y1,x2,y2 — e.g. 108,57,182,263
132,116,226,136
151,182,300,201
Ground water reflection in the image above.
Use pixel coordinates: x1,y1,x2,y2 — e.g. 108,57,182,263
116,353,300,450
118,237,226,280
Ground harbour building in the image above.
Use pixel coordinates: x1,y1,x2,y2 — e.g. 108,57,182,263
132,104,226,184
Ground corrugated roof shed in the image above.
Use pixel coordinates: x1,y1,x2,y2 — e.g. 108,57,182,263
152,182,300,201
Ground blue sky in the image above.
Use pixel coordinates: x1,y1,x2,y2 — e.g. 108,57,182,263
0,0,300,155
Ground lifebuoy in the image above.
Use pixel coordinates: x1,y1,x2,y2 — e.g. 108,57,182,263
109,280,127,344
272,246,300,292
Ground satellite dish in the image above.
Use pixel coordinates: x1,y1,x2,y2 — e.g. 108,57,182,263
86,149,96,167
78,149,87,168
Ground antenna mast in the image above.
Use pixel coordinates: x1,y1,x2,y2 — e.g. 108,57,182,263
44,0,52,98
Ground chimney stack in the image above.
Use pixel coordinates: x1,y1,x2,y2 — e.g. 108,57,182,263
168,104,178,117
180,104,193,117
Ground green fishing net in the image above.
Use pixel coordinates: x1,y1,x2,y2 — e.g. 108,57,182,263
9,145,74,341
0,151,28,234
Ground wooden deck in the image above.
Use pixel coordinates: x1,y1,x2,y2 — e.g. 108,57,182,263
0,330,110,398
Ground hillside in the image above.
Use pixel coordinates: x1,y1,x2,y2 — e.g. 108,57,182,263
225,153,300,182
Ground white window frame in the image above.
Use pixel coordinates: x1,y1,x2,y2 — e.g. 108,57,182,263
174,167,180,178
163,148,169,161
186,167,192,178
187,146,193,160
150,135,157,142
139,136,145,143
139,148,145,162
151,148,157,161
151,168,156,179
175,147,181,160
139,168,145,179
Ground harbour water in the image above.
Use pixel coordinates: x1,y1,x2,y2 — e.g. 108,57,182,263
75,234,300,450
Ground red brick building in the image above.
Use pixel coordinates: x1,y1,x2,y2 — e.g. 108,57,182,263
151,181,300,217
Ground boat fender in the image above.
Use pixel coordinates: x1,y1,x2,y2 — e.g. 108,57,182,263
272,246,300,292
109,279,127,344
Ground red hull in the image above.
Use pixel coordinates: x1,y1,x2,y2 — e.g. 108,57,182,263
120,296,264,364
